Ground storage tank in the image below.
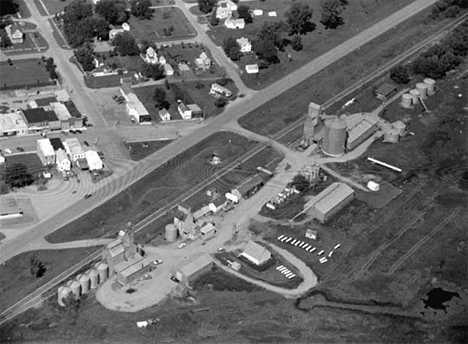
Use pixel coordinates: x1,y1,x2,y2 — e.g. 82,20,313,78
367,181,380,191
57,286,72,307
383,128,400,143
392,121,406,136
322,118,347,156
70,280,81,299
66,280,74,287
409,89,419,104
97,263,108,283
165,224,178,242
416,83,428,99
423,78,435,95
87,269,99,289
400,93,412,108
78,274,91,294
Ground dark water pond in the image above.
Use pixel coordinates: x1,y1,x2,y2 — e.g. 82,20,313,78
421,287,460,313
0,0,19,17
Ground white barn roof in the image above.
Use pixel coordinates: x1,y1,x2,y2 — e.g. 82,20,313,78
37,138,55,156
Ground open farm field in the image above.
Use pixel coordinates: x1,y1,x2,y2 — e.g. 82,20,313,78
207,0,410,89
45,132,263,244
128,7,196,42
238,7,461,139
0,247,100,314
2,283,456,343
0,59,53,90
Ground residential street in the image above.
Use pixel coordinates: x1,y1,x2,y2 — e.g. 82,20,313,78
0,0,438,295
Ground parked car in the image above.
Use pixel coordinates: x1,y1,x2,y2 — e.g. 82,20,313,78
69,130,76,134
75,129,83,134
86,123,93,127
61,130,68,135
83,141,89,147
16,147,24,152
153,259,163,265
178,243,186,249
170,276,179,283
84,193,92,199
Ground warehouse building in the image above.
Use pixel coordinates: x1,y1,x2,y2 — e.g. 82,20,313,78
64,138,85,162
306,182,355,223
234,174,265,199
22,108,60,133
115,253,152,286
0,111,28,136
345,113,379,151
37,138,56,165
241,240,271,266
172,253,214,284
85,150,103,171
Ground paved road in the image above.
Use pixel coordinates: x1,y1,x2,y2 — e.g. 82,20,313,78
0,0,438,266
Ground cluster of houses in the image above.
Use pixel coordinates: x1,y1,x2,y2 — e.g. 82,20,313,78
36,136,103,177
215,0,277,29
142,47,174,76
0,96,84,137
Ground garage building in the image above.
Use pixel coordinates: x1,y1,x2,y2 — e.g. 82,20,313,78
306,182,355,223
241,240,271,266
172,253,214,284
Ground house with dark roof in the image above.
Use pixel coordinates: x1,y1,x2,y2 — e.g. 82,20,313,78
21,108,60,132
235,174,265,199
375,83,397,101
28,96,58,110
241,240,271,265
49,137,64,151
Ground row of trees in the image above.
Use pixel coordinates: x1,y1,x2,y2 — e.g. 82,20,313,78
390,20,468,83
429,0,466,20
60,0,152,47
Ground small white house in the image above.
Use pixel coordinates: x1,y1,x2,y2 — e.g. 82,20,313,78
56,149,71,172
224,18,245,29
252,9,263,16
210,83,232,97
178,103,192,120
305,229,318,240
164,63,174,76
145,47,159,64
268,11,277,17
200,223,216,240
245,64,259,74
216,0,238,19
109,28,124,40
236,37,251,53
159,109,171,122
208,195,227,213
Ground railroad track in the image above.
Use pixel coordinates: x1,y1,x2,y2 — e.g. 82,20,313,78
387,208,460,274
2,14,466,326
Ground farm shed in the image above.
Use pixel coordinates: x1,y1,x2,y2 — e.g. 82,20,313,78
200,223,216,240
241,240,271,266
375,83,397,101
235,174,264,199
173,253,214,283
115,254,152,286
306,182,355,223
208,195,227,213
344,113,379,151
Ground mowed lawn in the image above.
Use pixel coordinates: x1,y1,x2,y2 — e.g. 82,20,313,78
5,153,44,180
45,132,261,243
206,0,410,89
0,247,101,313
35,0,72,15
0,59,52,89
128,7,196,42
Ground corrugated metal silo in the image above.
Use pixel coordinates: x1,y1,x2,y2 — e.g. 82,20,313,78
384,128,400,143
165,224,178,242
409,89,419,104
400,94,412,108
87,269,99,289
392,121,406,136
58,286,72,307
322,118,347,156
423,78,435,95
97,263,108,283
416,83,428,99
70,280,81,299
78,274,90,294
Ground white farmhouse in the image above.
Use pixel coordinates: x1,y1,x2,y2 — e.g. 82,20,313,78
236,37,251,53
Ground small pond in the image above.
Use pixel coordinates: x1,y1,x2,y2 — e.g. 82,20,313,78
421,287,460,313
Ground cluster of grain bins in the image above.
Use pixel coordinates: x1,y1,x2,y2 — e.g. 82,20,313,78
57,262,108,306
400,78,436,108
383,120,407,143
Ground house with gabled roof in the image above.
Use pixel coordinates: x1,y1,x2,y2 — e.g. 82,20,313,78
5,24,23,44
241,240,271,265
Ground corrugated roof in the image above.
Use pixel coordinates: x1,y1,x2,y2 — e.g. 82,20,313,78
120,258,151,278
193,206,211,220
85,150,103,170
312,183,354,215
200,223,215,234
114,253,143,273
22,108,58,123
236,174,264,196
346,115,378,145
37,138,55,156
376,83,397,96
109,244,125,258
179,253,213,277
242,240,271,263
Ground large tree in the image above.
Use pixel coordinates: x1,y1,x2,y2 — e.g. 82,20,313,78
75,45,95,71
95,0,128,25
390,65,410,84
258,21,287,50
198,0,217,14
252,39,279,65
320,0,348,30
62,0,95,47
113,32,139,55
130,0,153,19
237,5,253,24
152,89,170,110
222,37,241,61
140,62,165,80
5,163,34,189
0,29,12,48
284,2,314,35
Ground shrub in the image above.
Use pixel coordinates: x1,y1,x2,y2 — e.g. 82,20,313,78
390,65,410,84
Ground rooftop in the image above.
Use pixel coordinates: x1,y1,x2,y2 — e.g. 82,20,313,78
50,102,72,121
22,108,59,123
37,138,55,156
0,112,27,131
308,182,354,215
236,174,264,196
49,137,64,151
33,96,57,107
345,113,378,144
376,83,397,97
178,253,213,277
242,240,271,263
114,253,144,274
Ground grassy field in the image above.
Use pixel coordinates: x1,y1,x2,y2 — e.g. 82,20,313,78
0,59,53,90
206,0,410,89
125,140,174,161
238,6,460,138
45,132,263,243
128,7,196,42
133,79,237,121
0,247,100,313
